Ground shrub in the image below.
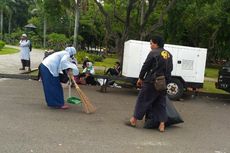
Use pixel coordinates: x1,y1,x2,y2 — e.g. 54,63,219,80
47,33,69,51
90,54,104,62
76,51,104,64
0,41,6,50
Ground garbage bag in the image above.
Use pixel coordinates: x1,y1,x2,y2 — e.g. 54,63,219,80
165,96,184,126
144,96,184,129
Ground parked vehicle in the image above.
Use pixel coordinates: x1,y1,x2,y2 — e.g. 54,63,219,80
216,61,230,93
122,40,208,100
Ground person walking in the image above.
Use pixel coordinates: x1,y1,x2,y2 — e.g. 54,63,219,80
126,36,173,132
19,34,31,71
39,47,79,109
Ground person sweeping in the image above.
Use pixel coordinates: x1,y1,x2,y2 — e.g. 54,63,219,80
39,47,79,109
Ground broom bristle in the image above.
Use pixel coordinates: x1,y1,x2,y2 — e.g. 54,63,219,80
71,76,96,113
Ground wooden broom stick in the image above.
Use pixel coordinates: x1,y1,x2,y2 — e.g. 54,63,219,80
70,75,96,114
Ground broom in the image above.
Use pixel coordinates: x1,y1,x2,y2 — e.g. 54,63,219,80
70,75,96,114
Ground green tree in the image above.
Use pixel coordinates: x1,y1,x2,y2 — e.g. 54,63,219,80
58,0,82,48
31,0,48,48
165,0,230,61
0,0,16,39
94,0,176,60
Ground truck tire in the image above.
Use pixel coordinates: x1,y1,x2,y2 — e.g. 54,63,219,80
167,78,184,100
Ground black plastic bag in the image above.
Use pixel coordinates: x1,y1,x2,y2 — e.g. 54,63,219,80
165,97,184,126
144,96,184,129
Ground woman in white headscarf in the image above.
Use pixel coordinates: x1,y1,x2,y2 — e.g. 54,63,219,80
39,47,79,109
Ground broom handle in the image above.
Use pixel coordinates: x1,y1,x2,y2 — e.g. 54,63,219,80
70,75,80,89
69,74,96,113
68,77,71,98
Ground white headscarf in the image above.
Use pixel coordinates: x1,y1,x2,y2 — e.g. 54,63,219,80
65,47,76,56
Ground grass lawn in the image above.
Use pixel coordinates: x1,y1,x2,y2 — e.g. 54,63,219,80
205,68,219,78
201,80,229,94
0,47,19,55
94,57,118,68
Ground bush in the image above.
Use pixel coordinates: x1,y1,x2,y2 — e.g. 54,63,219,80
90,54,104,62
0,41,6,50
76,51,104,64
47,33,70,51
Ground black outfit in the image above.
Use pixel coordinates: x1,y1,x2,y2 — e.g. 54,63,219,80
133,48,173,122
105,66,121,76
78,73,97,85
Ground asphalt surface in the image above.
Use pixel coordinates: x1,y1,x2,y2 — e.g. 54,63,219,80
0,46,230,153
0,78,229,153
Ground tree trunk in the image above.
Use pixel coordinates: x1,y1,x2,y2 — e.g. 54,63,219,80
43,16,47,48
8,13,12,34
73,5,80,49
140,0,145,40
0,9,3,40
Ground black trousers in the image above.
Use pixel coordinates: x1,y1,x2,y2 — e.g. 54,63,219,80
21,59,30,68
133,82,167,122
106,68,119,76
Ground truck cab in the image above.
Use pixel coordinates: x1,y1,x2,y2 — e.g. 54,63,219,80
216,61,230,93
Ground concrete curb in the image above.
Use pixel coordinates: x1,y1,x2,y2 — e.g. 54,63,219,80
0,73,37,80
196,92,230,100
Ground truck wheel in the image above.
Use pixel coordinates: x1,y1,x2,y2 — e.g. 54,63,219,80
167,78,184,100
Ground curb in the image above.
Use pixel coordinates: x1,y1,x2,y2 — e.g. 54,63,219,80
20,68,38,74
196,92,230,100
0,73,38,80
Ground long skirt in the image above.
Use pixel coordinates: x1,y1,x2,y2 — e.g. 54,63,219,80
133,82,167,122
39,63,64,108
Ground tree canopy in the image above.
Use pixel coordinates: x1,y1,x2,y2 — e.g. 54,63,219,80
0,0,229,61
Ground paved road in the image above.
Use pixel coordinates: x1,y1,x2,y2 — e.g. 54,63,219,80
0,45,229,153
0,79,229,153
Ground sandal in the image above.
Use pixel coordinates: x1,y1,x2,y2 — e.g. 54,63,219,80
125,121,136,128
60,104,69,109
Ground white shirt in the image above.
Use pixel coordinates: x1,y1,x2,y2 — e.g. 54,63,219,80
19,40,30,60
42,51,79,77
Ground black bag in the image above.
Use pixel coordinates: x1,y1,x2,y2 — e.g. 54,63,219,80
144,97,184,129
59,70,69,83
154,75,167,91
165,97,184,126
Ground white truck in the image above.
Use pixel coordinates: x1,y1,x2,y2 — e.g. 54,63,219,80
122,40,207,100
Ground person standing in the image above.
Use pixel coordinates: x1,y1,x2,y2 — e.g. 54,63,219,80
39,47,79,109
19,34,31,71
126,36,173,132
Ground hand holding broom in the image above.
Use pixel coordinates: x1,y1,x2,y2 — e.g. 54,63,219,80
69,73,96,114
